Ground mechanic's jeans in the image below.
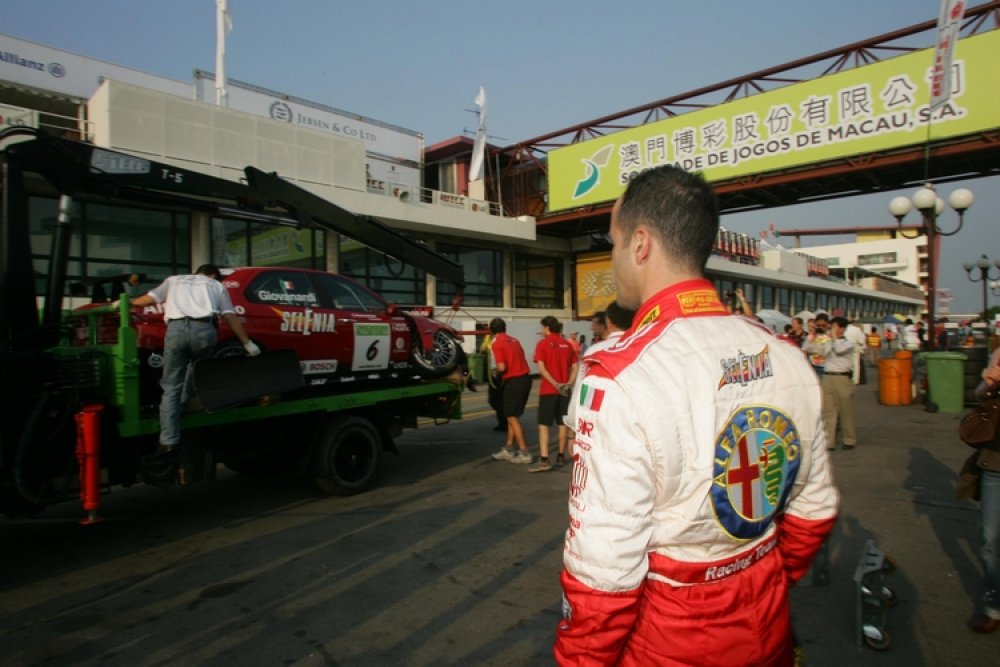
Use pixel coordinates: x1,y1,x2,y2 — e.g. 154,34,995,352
981,470,1000,619
159,320,217,446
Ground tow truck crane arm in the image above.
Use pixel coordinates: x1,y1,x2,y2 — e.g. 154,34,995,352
1,130,466,351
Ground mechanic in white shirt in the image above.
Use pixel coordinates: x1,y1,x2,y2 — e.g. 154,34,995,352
131,264,259,455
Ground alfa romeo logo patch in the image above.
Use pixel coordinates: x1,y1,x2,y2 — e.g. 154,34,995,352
711,405,801,540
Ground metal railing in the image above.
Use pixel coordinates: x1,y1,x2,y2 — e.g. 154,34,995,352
366,177,503,216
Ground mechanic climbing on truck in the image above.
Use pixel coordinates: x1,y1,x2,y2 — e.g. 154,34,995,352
0,127,467,520
129,264,261,470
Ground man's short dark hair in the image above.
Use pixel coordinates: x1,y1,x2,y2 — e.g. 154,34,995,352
616,165,719,273
815,313,830,322
606,301,636,331
489,318,506,335
831,316,849,329
196,264,221,278
592,311,607,326
540,315,562,334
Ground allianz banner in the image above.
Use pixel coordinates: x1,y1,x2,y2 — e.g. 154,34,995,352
548,30,1000,212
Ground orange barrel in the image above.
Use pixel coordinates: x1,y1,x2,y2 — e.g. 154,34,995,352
894,350,912,360
879,358,913,406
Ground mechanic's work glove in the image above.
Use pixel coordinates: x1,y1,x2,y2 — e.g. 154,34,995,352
243,341,261,357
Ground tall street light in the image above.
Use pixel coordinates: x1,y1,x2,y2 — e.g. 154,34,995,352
963,254,1000,319
889,184,974,350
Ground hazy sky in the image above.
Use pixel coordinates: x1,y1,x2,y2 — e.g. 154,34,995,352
4,0,998,313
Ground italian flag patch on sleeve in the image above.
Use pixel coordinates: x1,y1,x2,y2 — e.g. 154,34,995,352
579,384,605,411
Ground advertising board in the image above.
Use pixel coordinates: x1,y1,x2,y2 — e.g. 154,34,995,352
194,71,423,187
0,33,190,100
548,30,1000,212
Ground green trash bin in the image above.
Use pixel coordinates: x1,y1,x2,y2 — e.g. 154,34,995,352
921,351,968,414
467,353,486,383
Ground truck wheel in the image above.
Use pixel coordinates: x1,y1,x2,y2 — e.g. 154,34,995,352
411,329,460,377
313,416,381,496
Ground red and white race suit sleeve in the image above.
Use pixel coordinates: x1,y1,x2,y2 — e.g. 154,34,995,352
556,370,653,665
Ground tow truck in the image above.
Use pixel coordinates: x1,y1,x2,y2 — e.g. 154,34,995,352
0,128,467,521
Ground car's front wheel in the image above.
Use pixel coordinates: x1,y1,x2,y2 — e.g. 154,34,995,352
411,329,460,377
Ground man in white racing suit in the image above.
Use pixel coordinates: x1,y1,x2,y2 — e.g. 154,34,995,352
555,166,839,666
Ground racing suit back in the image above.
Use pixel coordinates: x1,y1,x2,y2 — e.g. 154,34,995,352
556,279,838,666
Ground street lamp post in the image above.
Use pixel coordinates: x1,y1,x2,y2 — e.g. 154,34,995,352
962,254,1000,319
889,184,974,351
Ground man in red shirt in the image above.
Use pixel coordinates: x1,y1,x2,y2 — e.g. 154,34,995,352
488,318,533,464
530,316,578,472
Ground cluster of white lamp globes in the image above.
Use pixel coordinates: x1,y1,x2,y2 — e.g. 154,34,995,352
887,184,975,337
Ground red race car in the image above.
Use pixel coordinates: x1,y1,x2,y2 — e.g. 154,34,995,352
75,267,463,394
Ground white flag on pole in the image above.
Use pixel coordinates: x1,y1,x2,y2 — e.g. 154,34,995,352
215,0,233,107
930,0,966,110
469,86,487,182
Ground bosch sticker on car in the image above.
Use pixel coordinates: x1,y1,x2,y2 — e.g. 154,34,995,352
710,405,801,540
352,323,391,371
300,359,339,374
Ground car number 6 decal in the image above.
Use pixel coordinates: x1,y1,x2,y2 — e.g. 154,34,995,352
352,323,391,371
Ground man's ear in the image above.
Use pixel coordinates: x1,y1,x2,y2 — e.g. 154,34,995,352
633,226,652,264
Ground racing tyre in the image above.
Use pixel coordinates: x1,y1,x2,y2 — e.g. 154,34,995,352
313,416,381,496
411,329,460,377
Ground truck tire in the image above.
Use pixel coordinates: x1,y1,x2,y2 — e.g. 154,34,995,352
313,415,381,496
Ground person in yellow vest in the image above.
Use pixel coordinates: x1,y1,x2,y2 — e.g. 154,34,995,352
480,332,506,432
866,326,882,367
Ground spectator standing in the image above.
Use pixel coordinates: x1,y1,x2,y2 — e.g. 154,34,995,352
903,319,921,352
488,318,533,464
804,315,858,451
787,317,806,348
805,316,830,377
480,332,506,432
130,265,260,461
567,332,582,358
885,325,898,350
530,316,578,472
591,311,608,344
555,165,837,665
866,326,882,367
970,347,1000,633
845,318,867,385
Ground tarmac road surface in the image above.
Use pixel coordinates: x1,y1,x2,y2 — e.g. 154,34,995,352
0,365,996,666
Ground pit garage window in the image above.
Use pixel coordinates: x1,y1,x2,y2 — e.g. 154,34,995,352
29,197,189,298
436,243,502,307
338,236,426,306
514,254,564,309
212,219,325,269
